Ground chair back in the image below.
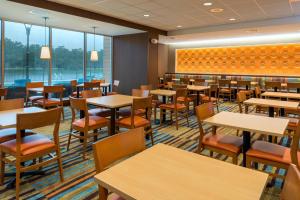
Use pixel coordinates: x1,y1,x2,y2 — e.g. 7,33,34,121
82,90,102,98
237,80,251,90
70,80,78,87
291,120,300,168
0,98,24,111
194,78,205,86
175,88,188,104
287,82,300,93
180,77,189,84
265,81,281,91
208,84,218,99
43,85,64,101
69,97,89,127
218,79,231,89
0,88,7,100
281,164,300,200
255,86,262,98
26,82,44,90
131,96,152,126
16,108,61,155
132,89,149,97
172,84,187,90
92,79,105,84
84,82,100,90
140,85,152,90
236,92,247,113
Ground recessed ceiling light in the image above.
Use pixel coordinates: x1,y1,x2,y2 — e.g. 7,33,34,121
210,8,224,13
203,2,213,6
143,14,150,17
229,18,236,21
176,25,182,28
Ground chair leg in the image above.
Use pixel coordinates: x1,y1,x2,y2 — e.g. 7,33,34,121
159,108,163,126
153,107,157,122
56,148,64,182
246,156,252,168
61,107,65,121
232,156,238,165
0,152,4,185
16,162,21,200
67,128,72,151
175,111,178,130
236,129,239,136
93,129,98,142
186,111,189,127
82,133,87,160
39,157,43,170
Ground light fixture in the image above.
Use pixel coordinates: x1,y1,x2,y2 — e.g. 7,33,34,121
144,14,150,17
90,26,99,62
176,25,182,28
40,17,51,60
229,18,236,21
210,8,224,13
203,2,213,6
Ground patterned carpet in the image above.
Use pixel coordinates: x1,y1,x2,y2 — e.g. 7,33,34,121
0,101,286,200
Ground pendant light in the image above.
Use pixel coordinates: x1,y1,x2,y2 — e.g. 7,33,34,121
90,26,99,62
40,17,51,60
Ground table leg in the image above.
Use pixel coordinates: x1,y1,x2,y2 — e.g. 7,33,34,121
242,130,251,167
104,86,108,96
162,96,166,122
79,110,84,143
76,86,80,98
110,108,116,135
274,87,278,92
196,91,200,106
109,85,111,93
268,107,275,142
297,88,300,93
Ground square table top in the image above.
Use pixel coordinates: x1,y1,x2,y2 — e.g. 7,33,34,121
0,107,45,129
94,143,268,200
187,85,210,91
150,89,176,97
204,111,289,137
230,81,259,85
77,83,110,88
244,98,299,109
261,92,300,100
87,94,137,108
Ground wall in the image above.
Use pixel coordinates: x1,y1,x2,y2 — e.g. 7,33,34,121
113,33,148,94
158,43,169,77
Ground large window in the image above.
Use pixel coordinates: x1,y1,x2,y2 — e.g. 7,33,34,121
4,21,49,87
52,28,84,85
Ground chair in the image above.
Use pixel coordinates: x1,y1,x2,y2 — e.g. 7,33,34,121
0,99,34,145
107,80,120,95
68,97,110,159
218,79,233,101
180,77,189,85
160,88,189,130
36,85,65,120
280,164,300,200
0,108,64,200
25,82,44,106
141,85,162,121
246,120,300,179
237,80,253,98
194,78,205,86
265,81,282,92
201,84,219,112
92,79,105,84
195,102,243,164
93,128,145,200
117,97,154,145
0,88,7,100
70,80,79,97
81,90,111,117
84,82,101,90
287,82,300,93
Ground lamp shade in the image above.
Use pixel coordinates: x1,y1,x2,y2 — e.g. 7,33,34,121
40,46,51,60
91,50,99,61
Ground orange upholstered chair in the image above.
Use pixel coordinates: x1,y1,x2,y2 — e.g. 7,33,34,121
281,164,300,200
201,84,219,112
68,97,110,159
237,80,253,97
196,102,243,164
218,79,233,101
84,82,101,90
81,90,111,117
93,127,145,200
25,82,44,106
0,108,64,200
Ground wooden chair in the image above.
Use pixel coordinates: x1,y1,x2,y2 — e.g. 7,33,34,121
93,127,146,200
68,97,110,159
117,97,154,145
265,81,282,92
194,78,205,86
246,120,300,180
81,90,111,117
195,102,243,164
0,108,64,200
180,77,189,85
0,99,34,145
280,164,300,200
0,88,7,100
25,82,44,106
201,84,219,112
92,79,105,84
287,82,300,93
218,79,233,101
84,82,101,90
36,85,65,120
141,85,162,121
70,80,79,97
107,80,120,95
160,88,189,130
237,80,253,98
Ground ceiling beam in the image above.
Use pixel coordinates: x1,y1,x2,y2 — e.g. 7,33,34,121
9,0,167,35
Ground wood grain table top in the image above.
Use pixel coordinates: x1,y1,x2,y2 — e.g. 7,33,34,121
0,107,45,129
86,95,137,109
150,89,176,97
262,92,300,99
204,111,289,137
94,143,268,200
187,85,210,91
244,98,299,109
76,83,110,88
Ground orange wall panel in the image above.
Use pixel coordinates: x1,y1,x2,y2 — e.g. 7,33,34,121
175,44,300,76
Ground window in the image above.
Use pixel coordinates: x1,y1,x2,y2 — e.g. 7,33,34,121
4,21,49,87
52,28,84,85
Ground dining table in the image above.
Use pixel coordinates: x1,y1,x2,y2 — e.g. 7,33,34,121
94,143,268,200
187,85,210,106
76,82,111,97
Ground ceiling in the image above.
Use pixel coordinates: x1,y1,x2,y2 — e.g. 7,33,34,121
0,0,144,36
49,0,300,32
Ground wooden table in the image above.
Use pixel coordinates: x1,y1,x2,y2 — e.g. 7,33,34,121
262,91,300,100
187,85,210,106
0,107,45,129
76,83,111,96
87,95,137,135
204,111,289,166
95,143,268,200
150,89,176,122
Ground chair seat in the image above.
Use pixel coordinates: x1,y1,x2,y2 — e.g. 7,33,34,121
203,133,243,154
36,98,61,107
247,141,300,165
152,99,163,107
88,108,111,117
239,90,253,94
0,128,34,143
117,116,150,128
28,96,43,102
0,134,55,156
201,95,217,102
72,116,109,128
219,88,231,93
177,96,194,102
108,193,124,200
160,103,186,110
